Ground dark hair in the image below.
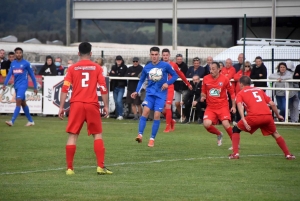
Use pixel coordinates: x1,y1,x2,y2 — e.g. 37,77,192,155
193,57,200,62
162,48,170,53
219,61,224,66
14,47,23,53
8,52,14,56
211,61,220,68
176,54,183,57
255,56,262,61
79,42,92,55
276,62,292,72
150,46,160,52
239,76,251,86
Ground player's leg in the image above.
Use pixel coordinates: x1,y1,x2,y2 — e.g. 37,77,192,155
5,89,22,126
21,100,34,126
134,94,143,120
218,108,233,141
65,133,79,175
229,126,242,159
164,103,172,132
203,109,223,146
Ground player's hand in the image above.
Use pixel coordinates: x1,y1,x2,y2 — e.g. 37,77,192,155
58,108,65,120
103,106,109,118
161,83,168,91
33,89,38,95
188,85,193,90
192,101,197,107
230,107,236,114
277,115,284,122
131,92,137,99
200,96,206,102
242,118,251,131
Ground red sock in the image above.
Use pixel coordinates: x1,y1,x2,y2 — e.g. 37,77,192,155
66,145,76,170
206,125,221,135
166,108,172,126
94,139,105,168
232,133,240,154
276,136,291,156
225,127,233,141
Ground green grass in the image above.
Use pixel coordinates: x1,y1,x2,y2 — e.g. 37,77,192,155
0,115,299,201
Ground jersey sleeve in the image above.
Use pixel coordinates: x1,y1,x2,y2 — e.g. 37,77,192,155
166,63,178,85
62,68,73,93
226,77,235,100
201,76,207,94
97,67,108,95
262,91,271,104
4,67,13,86
172,63,191,87
235,92,243,104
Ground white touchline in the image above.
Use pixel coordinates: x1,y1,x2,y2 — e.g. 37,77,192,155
0,153,293,175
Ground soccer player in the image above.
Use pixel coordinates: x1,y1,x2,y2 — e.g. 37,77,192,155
2,47,38,126
200,62,236,146
58,42,112,175
161,48,192,132
229,76,295,160
131,47,178,147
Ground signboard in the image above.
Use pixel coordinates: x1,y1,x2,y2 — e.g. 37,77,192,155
0,75,43,113
43,76,109,115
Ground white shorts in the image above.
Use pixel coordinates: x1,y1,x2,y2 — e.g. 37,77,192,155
175,90,189,102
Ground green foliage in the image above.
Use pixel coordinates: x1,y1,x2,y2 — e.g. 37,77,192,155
0,116,299,201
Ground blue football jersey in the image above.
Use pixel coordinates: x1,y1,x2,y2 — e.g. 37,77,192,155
4,59,37,89
136,61,178,97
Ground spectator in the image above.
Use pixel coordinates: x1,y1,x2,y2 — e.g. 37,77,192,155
250,56,268,88
55,57,64,75
219,61,224,70
186,57,205,79
233,53,244,73
174,53,189,121
182,75,206,124
233,61,251,94
203,56,213,76
64,59,74,75
293,63,300,103
1,52,15,76
269,62,298,122
126,57,143,120
0,49,7,76
39,55,57,76
109,55,128,120
94,58,108,77
221,58,236,80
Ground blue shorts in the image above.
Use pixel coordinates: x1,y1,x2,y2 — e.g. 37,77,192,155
15,88,27,100
142,95,165,112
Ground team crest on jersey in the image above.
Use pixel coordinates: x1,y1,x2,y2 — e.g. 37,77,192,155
209,88,220,97
219,82,223,86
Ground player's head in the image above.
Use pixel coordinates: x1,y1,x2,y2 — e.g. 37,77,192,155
8,52,15,62
210,62,220,78
78,42,92,57
239,75,251,89
149,46,160,64
161,48,170,62
14,47,23,60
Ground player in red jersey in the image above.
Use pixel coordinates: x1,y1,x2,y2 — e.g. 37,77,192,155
200,62,236,146
161,48,192,132
229,76,295,160
58,42,113,175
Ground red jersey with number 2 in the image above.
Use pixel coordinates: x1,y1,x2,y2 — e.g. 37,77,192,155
236,86,271,116
64,60,108,104
202,74,235,109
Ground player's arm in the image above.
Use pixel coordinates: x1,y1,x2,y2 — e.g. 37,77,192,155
227,79,236,112
173,64,191,88
132,69,147,98
2,67,13,89
200,77,207,102
166,64,178,85
27,63,38,92
236,94,251,130
97,69,109,118
59,71,72,120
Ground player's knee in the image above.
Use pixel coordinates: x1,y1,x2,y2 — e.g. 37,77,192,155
232,126,241,133
203,120,211,128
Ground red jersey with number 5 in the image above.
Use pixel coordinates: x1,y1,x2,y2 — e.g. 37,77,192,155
236,86,271,116
63,60,107,104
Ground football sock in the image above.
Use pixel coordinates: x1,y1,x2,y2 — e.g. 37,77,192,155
66,145,76,170
94,139,105,168
138,116,147,135
232,133,240,154
22,105,33,122
166,108,172,127
150,120,160,139
275,136,291,156
206,125,221,135
12,106,21,124
225,127,233,141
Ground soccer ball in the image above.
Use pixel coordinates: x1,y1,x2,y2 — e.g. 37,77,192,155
149,68,163,82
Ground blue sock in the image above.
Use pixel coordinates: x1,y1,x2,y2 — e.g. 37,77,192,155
12,106,21,124
150,120,160,139
23,105,33,122
138,116,147,135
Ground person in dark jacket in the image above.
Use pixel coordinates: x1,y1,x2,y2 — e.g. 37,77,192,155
293,64,300,101
126,57,143,120
233,53,244,73
39,55,57,76
186,57,205,79
250,56,268,88
203,56,213,76
1,52,15,76
109,55,128,120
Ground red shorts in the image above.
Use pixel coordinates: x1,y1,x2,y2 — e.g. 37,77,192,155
237,115,276,136
166,84,174,104
66,102,102,135
203,107,231,124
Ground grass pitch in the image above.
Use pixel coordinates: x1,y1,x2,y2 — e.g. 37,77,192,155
0,115,299,201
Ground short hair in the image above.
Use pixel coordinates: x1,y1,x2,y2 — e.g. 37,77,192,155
8,52,14,56
14,47,23,53
192,74,200,80
211,61,220,68
193,57,200,62
162,48,170,53
56,57,62,62
255,56,262,61
239,76,251,86
79,42,92,55
150,46,160,53
176,54,183,58
0,49,4,52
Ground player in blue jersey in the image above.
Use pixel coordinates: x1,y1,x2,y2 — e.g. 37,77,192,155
2,47,38,126
131,46,178,147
